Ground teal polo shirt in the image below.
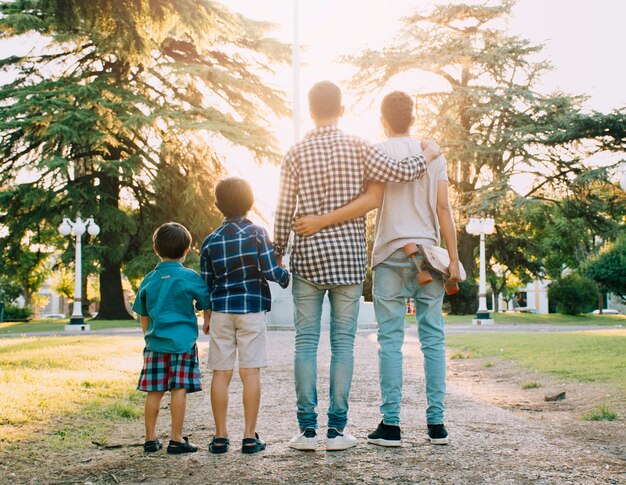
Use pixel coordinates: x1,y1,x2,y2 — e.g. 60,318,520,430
132,261,211,354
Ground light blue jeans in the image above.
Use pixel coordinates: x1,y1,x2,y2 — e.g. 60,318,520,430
292,274,363,430
373,249,446,425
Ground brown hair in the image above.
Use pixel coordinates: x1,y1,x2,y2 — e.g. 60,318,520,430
153,222,192,259
308,81,342,119
215,177,254,218
381,91,414,134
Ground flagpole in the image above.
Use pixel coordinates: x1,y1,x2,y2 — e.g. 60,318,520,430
292,0,301,142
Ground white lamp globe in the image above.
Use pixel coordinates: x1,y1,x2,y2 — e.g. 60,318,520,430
58,220,71,236
484,218,496,234
620,171,626,191
71,219,86,236
466,218,479,235
87,222,100,237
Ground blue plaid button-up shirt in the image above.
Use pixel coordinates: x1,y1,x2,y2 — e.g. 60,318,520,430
200,217,289,313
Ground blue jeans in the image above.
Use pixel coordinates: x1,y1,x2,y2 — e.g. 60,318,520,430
373,249,446,425
292,274,363,430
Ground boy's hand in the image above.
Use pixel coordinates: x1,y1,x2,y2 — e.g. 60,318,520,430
202,310,212,335
421,140,441,162
294,215,327,237
448,259,461,285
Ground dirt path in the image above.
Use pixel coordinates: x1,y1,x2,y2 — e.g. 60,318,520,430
6,329,625,484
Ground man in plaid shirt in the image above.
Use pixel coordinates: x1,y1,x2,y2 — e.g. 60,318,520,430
274,81,441,451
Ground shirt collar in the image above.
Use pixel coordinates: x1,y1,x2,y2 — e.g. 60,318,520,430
155,261,183,269
224,217,251,224
304,124,340,139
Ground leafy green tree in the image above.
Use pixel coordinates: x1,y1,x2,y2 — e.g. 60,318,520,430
0,186,56,310
347,0,626,278
582,236,626,301
548,273,598,315
0,1,289,318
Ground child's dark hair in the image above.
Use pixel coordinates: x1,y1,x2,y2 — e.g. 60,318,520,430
308,81,342,119
215,177,254,218
381,91,414,134
153,222,192,259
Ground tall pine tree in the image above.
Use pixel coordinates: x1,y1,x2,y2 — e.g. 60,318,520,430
348,0,626,277
0,0,290,318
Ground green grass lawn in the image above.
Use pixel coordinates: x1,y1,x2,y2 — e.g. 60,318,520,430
0,318,139,334
0,336,144,451
405,312,626,326
446,329,626,389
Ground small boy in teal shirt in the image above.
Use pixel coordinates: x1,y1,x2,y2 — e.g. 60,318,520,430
133,222,210,454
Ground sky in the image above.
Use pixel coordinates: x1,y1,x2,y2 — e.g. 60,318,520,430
220,0,626,224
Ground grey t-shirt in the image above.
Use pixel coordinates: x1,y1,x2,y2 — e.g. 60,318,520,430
372,137,448,268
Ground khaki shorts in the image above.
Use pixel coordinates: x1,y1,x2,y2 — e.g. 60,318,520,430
208,312,267,370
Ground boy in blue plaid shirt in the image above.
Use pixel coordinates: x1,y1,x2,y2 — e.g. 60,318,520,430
201,177,289,454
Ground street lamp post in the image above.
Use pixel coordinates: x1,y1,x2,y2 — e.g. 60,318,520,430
466,217,495,325
58,215,100,332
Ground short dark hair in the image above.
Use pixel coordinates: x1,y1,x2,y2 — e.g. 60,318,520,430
215,177,254,218
153,222,192,259
381,91,414,134
308,81,342,119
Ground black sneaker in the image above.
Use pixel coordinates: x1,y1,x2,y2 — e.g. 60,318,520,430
427,424,449,445
367,421,401,447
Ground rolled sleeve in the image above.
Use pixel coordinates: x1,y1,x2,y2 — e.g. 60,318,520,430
363,144,427,182
274,150,298,256
191,275,211,311
200,241,214,310
257,228,290,288
131,286,148,316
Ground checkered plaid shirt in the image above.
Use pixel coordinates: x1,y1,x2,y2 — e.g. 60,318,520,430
200,218,290,313
274,125,428,285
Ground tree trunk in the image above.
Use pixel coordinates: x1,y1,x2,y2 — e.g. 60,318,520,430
92,169,134,321
81,271,90,317
457,231,477,277
95,257,133,320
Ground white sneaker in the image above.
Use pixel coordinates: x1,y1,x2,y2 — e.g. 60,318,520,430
288,428,317,451
326,428,357,451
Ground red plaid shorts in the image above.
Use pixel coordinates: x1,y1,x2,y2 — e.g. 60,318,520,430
137,345,202,393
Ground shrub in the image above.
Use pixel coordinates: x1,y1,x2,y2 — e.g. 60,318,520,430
548,273,598,315
445,279,478,315
2,304,32,321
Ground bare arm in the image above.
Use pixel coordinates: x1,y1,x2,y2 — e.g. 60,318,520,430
140,315,149,335
202,310,212,335
294,181,385,237
436,180,460,283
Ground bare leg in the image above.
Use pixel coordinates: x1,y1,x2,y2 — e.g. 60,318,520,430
211,370,234,438
170,388,187,443
240,367,261,439
145,391,165,441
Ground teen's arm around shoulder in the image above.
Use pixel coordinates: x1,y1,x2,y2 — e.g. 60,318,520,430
436,174,461,284
257,226,290,288
293,181,385,237
274,148,299,259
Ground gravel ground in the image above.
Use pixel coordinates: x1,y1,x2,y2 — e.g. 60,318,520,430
4,329,625,484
